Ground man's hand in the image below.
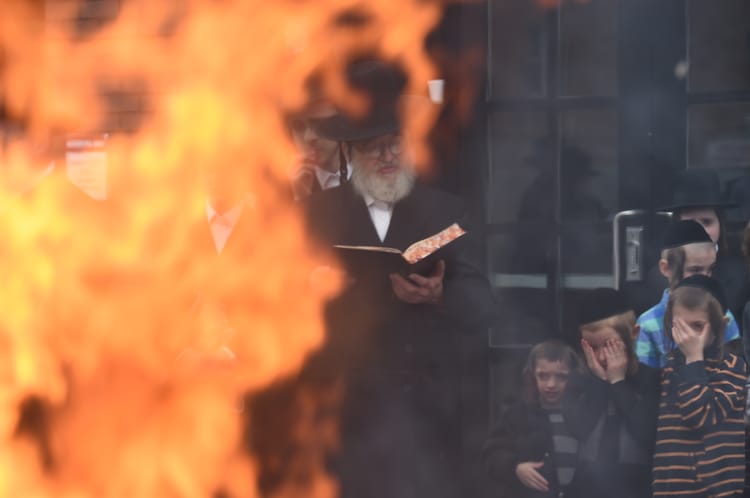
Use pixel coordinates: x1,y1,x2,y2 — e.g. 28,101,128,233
581,339,607,381
390,260,445,304
515,461,549,492
603,338,628,384
673,317,708,363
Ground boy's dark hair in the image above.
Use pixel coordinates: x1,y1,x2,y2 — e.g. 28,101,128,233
579,310,640,376
664,285,727,359
522,340,582,403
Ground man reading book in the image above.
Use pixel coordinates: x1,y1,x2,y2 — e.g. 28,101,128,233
301,59,494,498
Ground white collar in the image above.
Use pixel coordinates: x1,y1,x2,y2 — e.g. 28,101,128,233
205,200,244,225
362,192,393,210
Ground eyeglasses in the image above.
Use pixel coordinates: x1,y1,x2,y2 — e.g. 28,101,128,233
352,135,402,159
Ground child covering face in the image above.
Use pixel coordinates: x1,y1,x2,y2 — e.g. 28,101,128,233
566,287,661,498
483,341,582,498
652,275,747,498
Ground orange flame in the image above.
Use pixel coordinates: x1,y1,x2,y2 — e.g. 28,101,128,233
0,0,453,496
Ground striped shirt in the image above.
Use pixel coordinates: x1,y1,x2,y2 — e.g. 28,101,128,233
547,410,578,487
652,353,747,498
636,290,740,368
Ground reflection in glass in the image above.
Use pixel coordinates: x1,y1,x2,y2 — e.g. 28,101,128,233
488,111,549,223
560,0,618,97
688,0,750,93
560,109,619,217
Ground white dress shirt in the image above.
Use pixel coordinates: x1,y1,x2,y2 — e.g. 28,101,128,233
206,201,243,254
363,193,393,242
315,163,352,190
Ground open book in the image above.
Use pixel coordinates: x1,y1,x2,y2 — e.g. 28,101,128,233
334,223,467,277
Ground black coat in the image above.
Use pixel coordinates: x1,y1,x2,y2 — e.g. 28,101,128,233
303,181,494,498
483,401,579,498
562,365,661,498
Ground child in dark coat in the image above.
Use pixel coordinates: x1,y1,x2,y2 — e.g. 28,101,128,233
567,288,661,498
483,340,582,498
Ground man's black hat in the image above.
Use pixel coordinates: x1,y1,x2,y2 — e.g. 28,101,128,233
526,139,598,178
576,288,633,327
660,169,737,212
674,274,728,314
313,59,408,142
661,220,713,250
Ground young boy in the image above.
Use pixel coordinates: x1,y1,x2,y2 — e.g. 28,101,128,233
567,287,661,498
483,341,582,498
636,219,740,368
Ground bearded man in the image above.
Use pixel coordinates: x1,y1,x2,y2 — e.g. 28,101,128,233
302,60,494,498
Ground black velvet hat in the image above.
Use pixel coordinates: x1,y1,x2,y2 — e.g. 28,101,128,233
526,139,597,178
313,59,407,142
674,274,728,314
661,220,713,250
660,169,737,212
576,288,633,327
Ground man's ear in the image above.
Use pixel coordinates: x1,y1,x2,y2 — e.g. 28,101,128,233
631,324,640,344
658,259,671,280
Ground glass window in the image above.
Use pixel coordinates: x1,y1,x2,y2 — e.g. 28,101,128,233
488,229,555,276
688,102,750,169
489,289,555,347
688,0,750,93
488,111,550,223
689,103,750,223
560,0,618,97
488,0,548,98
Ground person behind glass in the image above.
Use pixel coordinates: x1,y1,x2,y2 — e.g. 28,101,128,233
566,287,661,498
288,97,351,201
483,341,583,498
662,169,748,332
652,275,747,498
636,220,741,369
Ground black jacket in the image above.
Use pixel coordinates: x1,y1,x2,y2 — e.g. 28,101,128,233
483,401,580,498
563,364,661,498
303,181,495,498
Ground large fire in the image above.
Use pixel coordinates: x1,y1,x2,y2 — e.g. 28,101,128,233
0,0,451,496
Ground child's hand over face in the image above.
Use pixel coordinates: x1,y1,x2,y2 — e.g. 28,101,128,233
515,461,549,492
603,338,628,384
672,317,708,363
581,339,607,381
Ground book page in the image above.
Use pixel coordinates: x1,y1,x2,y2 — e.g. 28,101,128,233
333,244,403,255
402,223,466,264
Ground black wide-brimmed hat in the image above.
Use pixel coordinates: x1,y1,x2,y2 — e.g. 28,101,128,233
526,139,598,178
659,169,737,212
312,59,409,142
576,287,633,327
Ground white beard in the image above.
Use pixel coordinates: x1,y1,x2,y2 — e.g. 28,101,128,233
351,163,416,203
